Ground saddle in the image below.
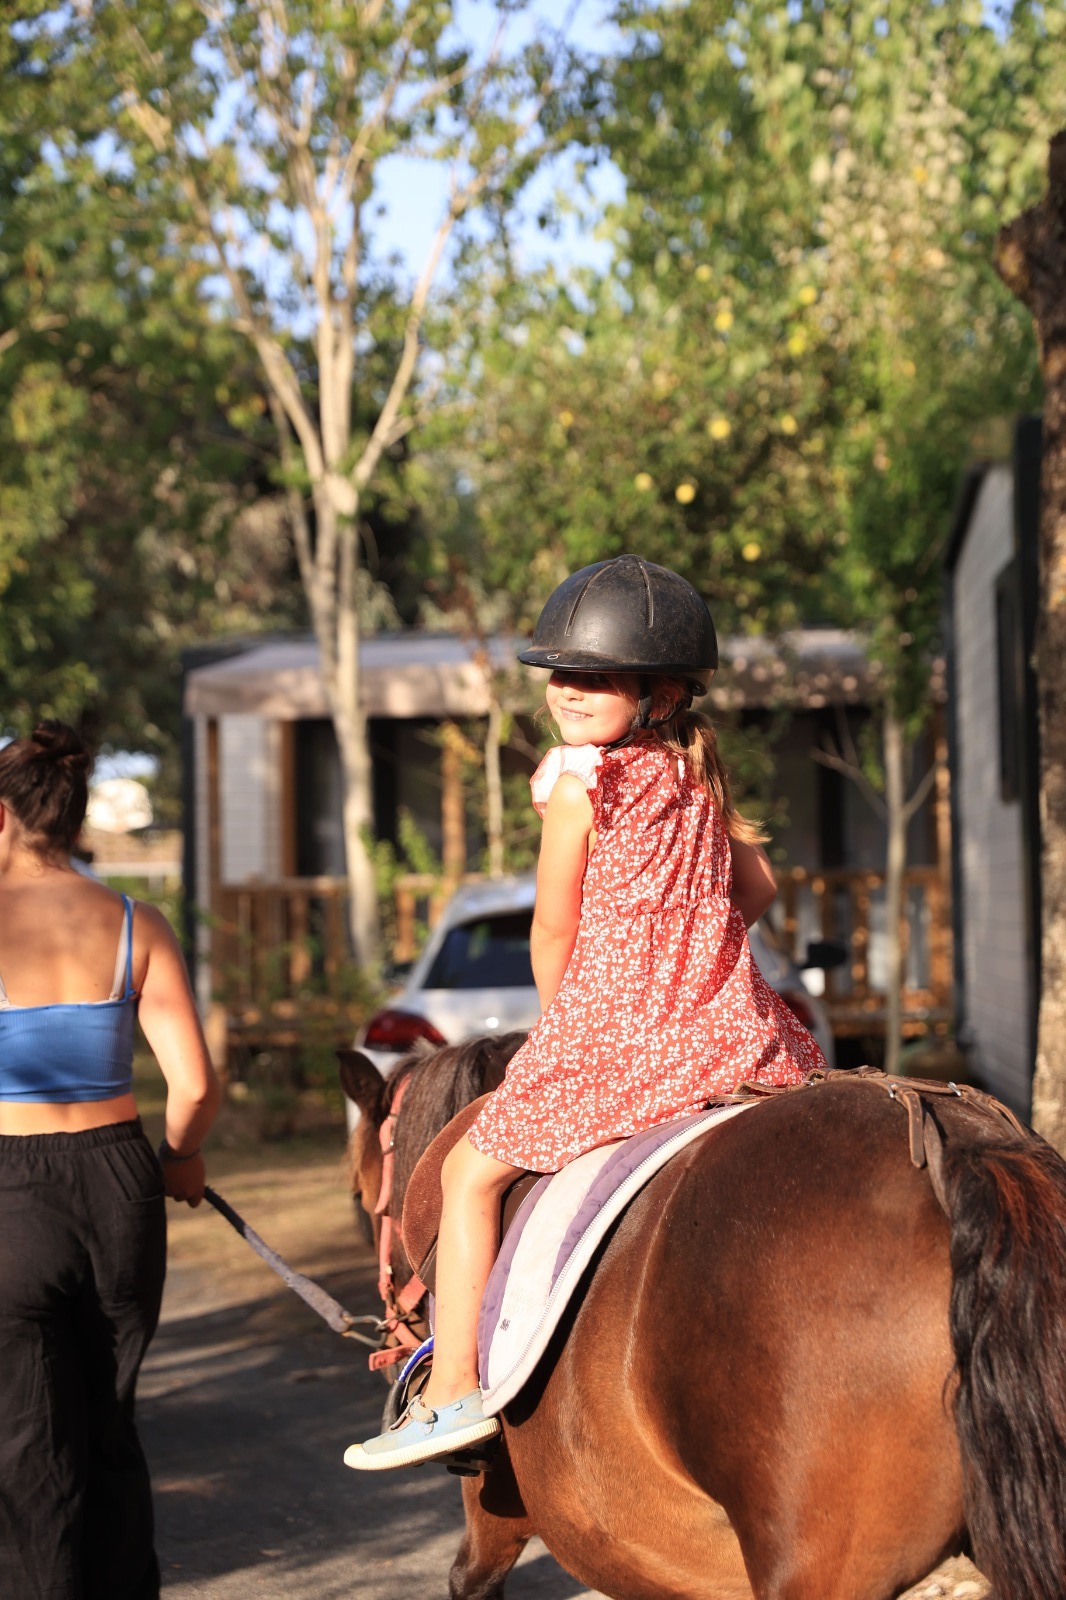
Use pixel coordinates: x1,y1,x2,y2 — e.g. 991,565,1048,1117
401,1095,537,1299
401,1068,1031,1288
401,1098,756,1417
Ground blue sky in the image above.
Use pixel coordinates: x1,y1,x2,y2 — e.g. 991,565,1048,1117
370,0,625,281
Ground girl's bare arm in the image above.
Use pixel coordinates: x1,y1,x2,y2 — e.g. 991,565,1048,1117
728,837,778,928
530,775,594,1010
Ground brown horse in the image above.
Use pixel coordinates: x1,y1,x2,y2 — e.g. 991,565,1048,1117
340,1043,1066,1600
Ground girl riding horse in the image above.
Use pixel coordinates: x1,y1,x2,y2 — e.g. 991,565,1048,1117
345,553,825,1469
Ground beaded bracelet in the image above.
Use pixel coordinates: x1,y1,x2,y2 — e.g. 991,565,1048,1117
157,1139,202,1164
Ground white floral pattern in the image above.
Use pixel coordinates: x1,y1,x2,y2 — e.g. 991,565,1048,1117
468,738,825,1172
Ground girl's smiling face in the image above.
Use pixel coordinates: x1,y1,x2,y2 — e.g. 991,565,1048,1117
546,670,639,747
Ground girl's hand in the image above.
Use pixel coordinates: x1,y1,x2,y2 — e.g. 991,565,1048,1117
728,837,778,927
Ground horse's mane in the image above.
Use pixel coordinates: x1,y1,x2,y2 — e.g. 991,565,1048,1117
386,1031,527,1228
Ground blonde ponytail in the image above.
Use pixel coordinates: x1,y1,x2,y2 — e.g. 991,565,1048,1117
650,680,768,845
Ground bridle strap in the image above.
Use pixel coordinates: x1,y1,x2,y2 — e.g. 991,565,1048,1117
372,1074,429,1364
374,1080,404,1219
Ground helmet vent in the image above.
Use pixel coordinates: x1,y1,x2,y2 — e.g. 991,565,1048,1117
565,553,654,636
563,568,597,636
634,556,654,627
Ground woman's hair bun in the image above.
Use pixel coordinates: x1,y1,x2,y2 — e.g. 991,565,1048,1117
31,719,92,773
0,718,93,849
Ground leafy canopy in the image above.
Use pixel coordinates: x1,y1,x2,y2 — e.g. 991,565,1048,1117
433,0,1060,738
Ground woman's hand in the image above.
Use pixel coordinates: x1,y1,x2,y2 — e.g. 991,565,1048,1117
157,1142,208,1206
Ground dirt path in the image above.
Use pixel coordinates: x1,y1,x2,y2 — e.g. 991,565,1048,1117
141,1137,592,1599
139,1134,989,1599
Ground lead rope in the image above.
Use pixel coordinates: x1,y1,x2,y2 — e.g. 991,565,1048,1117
203,1186,386,1348
201,1077,431,1364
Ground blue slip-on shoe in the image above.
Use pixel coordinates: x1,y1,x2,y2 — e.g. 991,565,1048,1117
343,1388,501,1472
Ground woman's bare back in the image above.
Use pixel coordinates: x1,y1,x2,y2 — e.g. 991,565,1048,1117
0,873,140,1007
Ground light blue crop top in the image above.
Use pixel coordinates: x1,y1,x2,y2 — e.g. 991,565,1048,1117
0,894,139,1103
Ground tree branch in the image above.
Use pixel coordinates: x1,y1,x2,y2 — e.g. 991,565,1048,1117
0,313,67,360
351,52,557,492
337,29,417,202
900,757,940,827
267,395,311,576
120,90,326,489
812,743,888,819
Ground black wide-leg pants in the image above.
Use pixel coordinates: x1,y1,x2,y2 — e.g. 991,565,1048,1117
0,1120,167,1600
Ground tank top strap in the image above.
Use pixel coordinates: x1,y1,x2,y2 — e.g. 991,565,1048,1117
109,895,136,1001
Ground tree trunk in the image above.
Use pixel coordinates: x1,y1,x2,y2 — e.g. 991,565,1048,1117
310,492,382,972
441,723,468,887
334,705,380,974
996,129,1066,1150
484,698,505,878
882,710,907,1076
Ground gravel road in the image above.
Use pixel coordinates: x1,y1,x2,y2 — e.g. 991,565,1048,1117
138,1137,989,1600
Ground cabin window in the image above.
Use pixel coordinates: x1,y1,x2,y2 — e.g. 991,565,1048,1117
293,719,346,875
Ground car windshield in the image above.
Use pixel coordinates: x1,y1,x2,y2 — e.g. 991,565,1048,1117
422,911,535,990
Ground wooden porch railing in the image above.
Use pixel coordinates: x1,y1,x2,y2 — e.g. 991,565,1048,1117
213,877,362,1054
390,873,484,963
773,866,952,1037
209,864,952,1055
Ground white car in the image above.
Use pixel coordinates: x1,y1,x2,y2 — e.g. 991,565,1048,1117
356,876,542,1074
350,875,837,1122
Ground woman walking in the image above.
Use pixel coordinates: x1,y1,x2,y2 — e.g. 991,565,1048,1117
0,720,221,1599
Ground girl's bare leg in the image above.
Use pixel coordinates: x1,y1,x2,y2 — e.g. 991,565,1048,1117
422,1137,522,1406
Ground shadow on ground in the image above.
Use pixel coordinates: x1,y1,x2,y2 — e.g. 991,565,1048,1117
140,1160,598,1599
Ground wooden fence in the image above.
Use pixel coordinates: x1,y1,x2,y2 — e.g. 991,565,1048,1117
774,865,951,1037
209,865,951,1061
213,877,362,1057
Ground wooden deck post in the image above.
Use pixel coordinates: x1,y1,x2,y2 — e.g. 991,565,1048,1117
441,721,467,889
203,717,229,1074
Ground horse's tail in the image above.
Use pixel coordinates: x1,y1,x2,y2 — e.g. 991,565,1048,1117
945,1131,1066,1598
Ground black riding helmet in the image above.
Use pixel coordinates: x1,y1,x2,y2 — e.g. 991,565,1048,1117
519,554,718,741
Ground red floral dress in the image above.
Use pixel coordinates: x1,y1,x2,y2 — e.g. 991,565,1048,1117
467,738,825,1172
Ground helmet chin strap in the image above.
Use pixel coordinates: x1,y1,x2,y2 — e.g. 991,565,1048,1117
606,679,694,751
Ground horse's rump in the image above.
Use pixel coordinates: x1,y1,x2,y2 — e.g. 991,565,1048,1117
506,1082,968,1599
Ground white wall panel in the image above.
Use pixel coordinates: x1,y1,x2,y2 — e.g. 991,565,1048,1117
952,466,1030,1113
191,713,213,1014
219,715,283,883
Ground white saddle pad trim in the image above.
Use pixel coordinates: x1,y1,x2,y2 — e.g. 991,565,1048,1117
480,1101,754,1415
